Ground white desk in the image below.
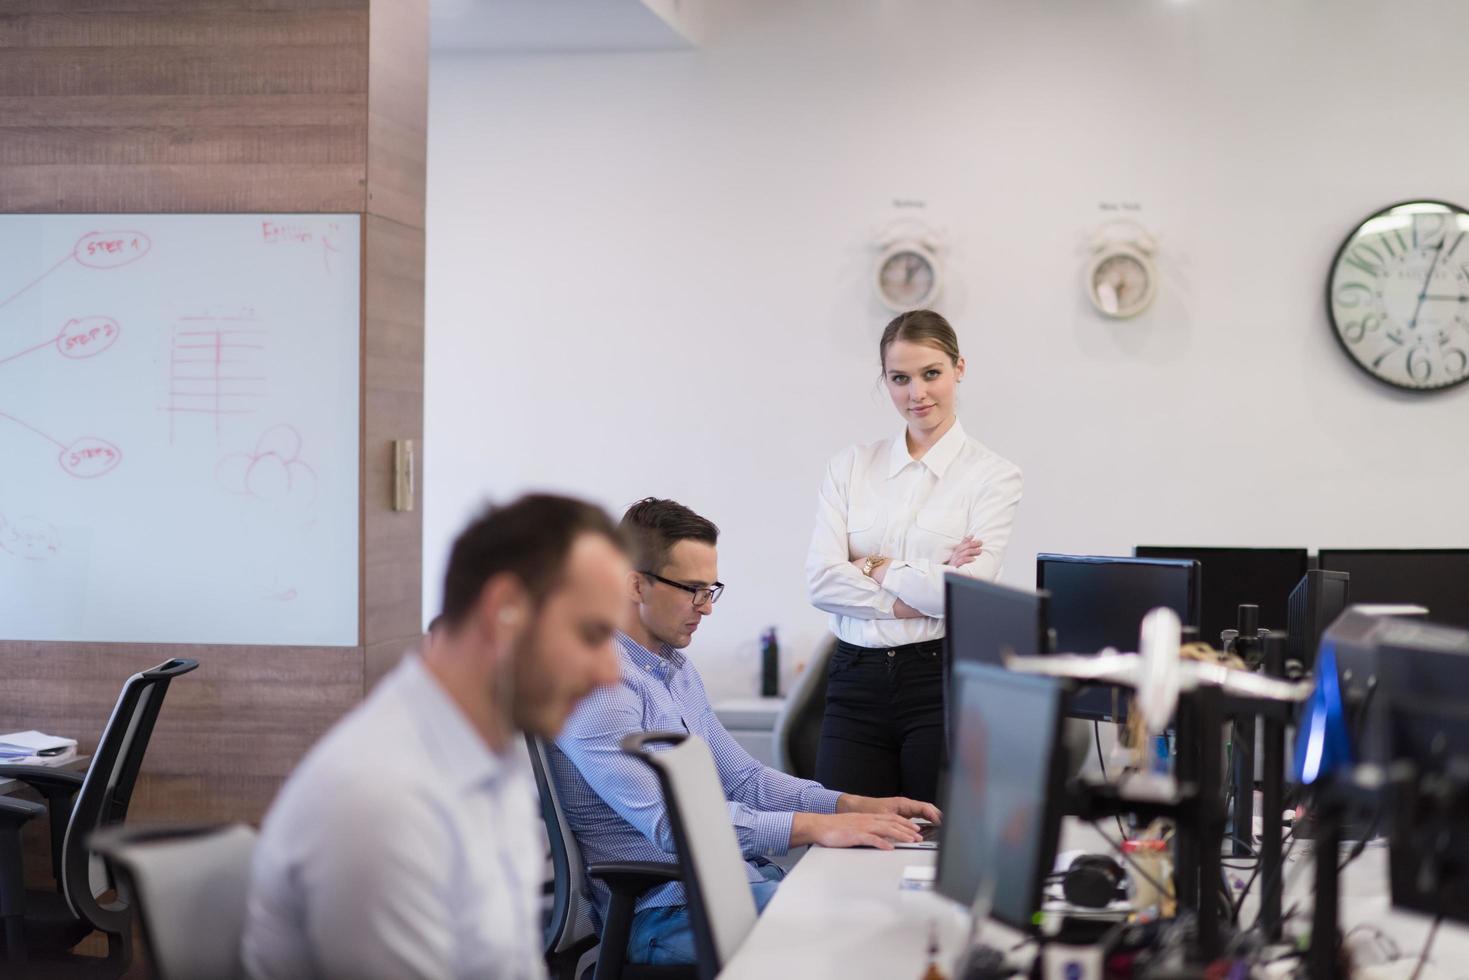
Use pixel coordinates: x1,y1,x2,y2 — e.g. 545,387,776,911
717,846,974,980
1262,841,1469,977
720,829,1469,979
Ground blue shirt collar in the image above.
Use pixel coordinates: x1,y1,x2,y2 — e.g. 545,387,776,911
616,630,687,679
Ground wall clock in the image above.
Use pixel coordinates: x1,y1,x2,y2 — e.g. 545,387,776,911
1327,199,1469,392
1085,220,1158,318
873,223,943,312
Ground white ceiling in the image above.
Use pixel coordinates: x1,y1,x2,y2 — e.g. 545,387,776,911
430,0,697,54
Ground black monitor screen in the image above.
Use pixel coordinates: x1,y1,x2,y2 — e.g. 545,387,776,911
1288,570,1351,670
1377,620,1469,925
1318,550,1469,629
1036,554,1201,721
944,576,1048,669
1135,546,1307,648
936,662,1065,930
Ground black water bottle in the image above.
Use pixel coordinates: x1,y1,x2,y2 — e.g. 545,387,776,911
760,627,780,697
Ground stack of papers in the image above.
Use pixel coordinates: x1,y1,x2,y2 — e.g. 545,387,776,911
0,730,78,766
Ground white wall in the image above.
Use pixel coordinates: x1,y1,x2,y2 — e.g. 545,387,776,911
425,0,1469,699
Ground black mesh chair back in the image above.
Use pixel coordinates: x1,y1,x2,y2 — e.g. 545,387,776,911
771,639,834,780
525,734,692,980
0,657,197,970
63,659,199,939
526,734,599,972
620,732,759,980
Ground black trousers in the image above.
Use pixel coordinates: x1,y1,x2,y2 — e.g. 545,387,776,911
814,639,946,804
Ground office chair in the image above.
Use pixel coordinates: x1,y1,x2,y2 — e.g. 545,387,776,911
0,657,198,974
524,736,693,980
771,638,835,779
621,733,761,980
89,823,256,980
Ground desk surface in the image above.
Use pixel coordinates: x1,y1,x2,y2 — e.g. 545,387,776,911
721,828,1469,979
718,846,972,980
712,697,786,729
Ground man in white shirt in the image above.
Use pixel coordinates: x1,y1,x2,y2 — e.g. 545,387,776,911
242,495,631,980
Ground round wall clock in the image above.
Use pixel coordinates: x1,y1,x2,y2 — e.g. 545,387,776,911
1327,199,1469,392
1085,221,1158,318
874,240,942,312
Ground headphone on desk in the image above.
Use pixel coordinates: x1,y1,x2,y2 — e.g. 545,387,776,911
1062,854,1128,909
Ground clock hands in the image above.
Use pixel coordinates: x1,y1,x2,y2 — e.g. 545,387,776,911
1408,236,1449,331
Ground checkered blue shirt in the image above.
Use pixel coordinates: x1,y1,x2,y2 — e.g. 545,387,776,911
548,631,842,919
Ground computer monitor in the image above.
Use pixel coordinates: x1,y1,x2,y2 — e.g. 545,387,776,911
1373,621,1469,924
1134,546,1308,649
1036,554,1202,721
1318,550,1469,629
1314,609,1456,772
936,661,1067,930
943,575,1049,670
1286,570,1351,672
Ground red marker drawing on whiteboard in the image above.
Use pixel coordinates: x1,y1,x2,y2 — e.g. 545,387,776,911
0,316,121,368
164,316,267,445
217,424,319,507
0,412,122,478
0,512,61,560
0,231,152,313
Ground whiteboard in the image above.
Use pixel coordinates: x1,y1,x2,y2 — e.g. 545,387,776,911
0,214,360,646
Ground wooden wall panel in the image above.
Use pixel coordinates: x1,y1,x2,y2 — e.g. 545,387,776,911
0,2,370,214
360,206,425,687
367,0,427,228
0,0,426,835
362,0,426,690
2,643,362,824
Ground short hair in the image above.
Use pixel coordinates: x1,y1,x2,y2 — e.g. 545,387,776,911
439,494,623,629
879,309,961,371
620,498,718,574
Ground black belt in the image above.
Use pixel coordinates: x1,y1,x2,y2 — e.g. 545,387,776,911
836,638,943,657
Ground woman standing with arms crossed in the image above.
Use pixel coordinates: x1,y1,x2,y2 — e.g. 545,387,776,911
805,310,1023,804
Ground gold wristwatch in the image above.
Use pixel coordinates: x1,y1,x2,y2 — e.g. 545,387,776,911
861,555,887,577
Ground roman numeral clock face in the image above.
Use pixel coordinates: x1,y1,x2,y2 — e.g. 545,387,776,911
1328,200,1469,392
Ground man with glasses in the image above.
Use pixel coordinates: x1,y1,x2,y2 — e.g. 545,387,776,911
549,498,940,967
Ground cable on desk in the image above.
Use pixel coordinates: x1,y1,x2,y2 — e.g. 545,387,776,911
1235,826,1297,927
1270,834,1318,932
1222,834,1261,862
1408,914,1442,980
1093,720,1129,841
1343,924,1402,967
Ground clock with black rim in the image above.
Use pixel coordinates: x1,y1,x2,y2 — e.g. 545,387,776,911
1328,199,1469,392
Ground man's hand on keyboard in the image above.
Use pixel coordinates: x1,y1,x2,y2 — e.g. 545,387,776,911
790,812,925,850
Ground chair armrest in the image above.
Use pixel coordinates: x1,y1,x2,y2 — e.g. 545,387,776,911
0,797,43,932
587,862,683,980
0,767,84,797
0,796,45,828
586,861,682,898
0,767,83,887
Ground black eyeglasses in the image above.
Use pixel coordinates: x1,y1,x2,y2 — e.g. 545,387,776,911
642,571,725,607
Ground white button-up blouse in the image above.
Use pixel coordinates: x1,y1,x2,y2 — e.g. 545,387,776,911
805,419,1023,649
